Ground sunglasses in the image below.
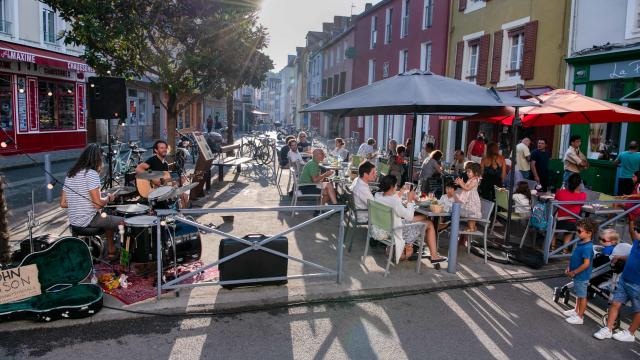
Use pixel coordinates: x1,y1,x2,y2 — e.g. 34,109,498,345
599,237,612,243
577,229,590,234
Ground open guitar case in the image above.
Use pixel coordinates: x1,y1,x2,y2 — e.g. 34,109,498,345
0,237,103,322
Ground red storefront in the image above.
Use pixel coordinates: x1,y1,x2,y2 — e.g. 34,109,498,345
0,41,92,155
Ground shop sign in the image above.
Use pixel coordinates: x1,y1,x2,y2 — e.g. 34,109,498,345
17,77,27,132
43,67,72,78
590,60,640,81
77,83,85,129
27,78,38,131
67,62,93,73
0,49,35,64
0,264,41,304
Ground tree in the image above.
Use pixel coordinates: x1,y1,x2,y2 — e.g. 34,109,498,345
43,0,273,150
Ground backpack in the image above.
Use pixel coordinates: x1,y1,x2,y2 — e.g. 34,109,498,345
529,202,548,231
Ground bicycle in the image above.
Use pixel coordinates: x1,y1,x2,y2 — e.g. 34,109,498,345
240,132,276,165
101,138,145,187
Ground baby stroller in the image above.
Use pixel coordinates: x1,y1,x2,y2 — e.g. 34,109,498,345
553,243,631,328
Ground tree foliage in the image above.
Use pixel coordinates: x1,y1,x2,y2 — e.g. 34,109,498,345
43,0,273,147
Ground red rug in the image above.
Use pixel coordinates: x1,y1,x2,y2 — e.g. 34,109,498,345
94,261,219,305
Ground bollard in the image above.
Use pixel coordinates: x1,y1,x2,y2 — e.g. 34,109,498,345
447,203,461,273
44,154,53,203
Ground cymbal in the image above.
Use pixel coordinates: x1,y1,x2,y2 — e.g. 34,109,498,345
107,186,136,195
174,182,199,196
136,171,166,180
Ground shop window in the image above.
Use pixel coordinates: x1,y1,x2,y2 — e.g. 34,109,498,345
0,74,11,130
38,80,75,130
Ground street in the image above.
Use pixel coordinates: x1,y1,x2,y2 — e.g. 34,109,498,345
1,160,71,211
0,279,637,360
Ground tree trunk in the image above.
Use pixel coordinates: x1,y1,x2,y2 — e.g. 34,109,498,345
166,92,178,155
226,93,234,145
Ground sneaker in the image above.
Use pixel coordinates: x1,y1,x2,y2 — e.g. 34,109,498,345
565,315,583,325
562,309,578,318
593,327,613,340
612,329,636,342
430,256,448,264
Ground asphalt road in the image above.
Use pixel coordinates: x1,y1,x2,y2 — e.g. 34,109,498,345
0,160,72,210
0,279,637,360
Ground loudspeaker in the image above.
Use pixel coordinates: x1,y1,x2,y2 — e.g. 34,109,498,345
88,77,126,120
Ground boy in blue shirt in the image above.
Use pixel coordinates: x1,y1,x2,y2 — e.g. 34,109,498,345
594,225,640,342
563,218,596,325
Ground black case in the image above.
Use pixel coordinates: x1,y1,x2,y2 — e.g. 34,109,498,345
218,234,288,289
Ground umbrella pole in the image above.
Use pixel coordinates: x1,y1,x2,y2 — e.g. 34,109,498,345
408,112,418,182
504,105,520,244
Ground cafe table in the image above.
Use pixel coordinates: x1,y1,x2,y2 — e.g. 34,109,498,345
581,204,624,216
415,204,451,233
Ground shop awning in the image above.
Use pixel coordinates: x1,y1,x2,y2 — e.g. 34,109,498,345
0,41,94,73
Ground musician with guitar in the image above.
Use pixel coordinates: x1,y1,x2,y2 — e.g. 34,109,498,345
136,140,190,207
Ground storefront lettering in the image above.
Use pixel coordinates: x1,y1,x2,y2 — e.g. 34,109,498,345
67,62,94,73
0,50,36,64
43,67,71,78
590,59,640,81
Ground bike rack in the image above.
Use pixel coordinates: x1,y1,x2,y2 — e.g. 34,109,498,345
155,205,346,298
542,199,640,264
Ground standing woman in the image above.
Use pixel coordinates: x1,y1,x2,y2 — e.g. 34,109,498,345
468,133,486,163
387,139,398,157
478,142,507,202
60,144,124,261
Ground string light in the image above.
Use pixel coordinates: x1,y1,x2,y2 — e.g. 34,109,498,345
100,211,107,218
160,220,167,226
67,89,73,94
46,183,54,190
18,88,25,93
90,83,95,88
47,90,53,97
0,141,7,148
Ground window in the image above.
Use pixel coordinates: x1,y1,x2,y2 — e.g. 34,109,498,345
370,16,378,49
343,41,348,61
626,0,640,39
423,0,433,29
420,42,432,72
42,8,56,43
467,43,479,80
507,29,524,75
324,53,327,70
399,49,409,73
336,47,340,63
0,0,11,34
0,74,12,130
385,8,393,44
38,80,76,130
464,0,487,14
368,59,376,84
401,0,410,38
329,50,334,67
327,77,333,97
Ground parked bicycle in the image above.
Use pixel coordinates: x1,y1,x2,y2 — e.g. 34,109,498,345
240,131,276,165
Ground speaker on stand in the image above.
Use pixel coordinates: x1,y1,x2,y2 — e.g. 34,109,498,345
88,77,127,189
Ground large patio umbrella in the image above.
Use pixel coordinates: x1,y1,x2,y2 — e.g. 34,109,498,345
302,69,535,180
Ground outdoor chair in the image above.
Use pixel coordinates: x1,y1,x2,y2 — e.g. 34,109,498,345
362,199,426,276
289,167,322,215
351,155,362,168
459,199,495,264
490,185,530,244
378,162,390,177
343,187,369,252
276,162,292,195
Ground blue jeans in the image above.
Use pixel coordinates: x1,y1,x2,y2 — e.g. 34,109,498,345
519,170,531,180
563,170,585,191
613,279,640,312
573,279,589,298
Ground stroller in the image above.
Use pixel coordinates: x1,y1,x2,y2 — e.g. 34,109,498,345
553,243,632,328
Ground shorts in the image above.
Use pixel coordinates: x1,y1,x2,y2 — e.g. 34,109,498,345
300,185,321,195
88,213,125,232
556,220,577,232
572,279,589,298
612,279,640,313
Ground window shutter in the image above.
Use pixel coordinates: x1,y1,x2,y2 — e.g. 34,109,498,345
454,41,464,80
490,30,503,83
476,34,490,85
522,20,538,80
458,0,467,12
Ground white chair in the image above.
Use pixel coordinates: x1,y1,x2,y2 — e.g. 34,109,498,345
362,199,426,276
459,199,495,264
290,167,322,215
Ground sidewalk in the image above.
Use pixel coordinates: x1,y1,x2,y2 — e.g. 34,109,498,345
1,162,567,331
0,148,83,171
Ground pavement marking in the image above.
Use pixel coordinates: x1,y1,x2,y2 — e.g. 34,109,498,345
179,317,212,330
168,334,207,360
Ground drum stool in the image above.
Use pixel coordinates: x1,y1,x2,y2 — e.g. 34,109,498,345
71,226,105,260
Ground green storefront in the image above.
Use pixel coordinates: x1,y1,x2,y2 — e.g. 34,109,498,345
562,46,640,194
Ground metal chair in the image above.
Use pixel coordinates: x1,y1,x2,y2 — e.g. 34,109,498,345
351,155,362,168
490,185,529,242
362,199,426,276
343,187,369,252
378,162,390,177
459,199,495,264
290,167,322,215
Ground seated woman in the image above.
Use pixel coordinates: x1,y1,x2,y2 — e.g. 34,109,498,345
387,139,398,157
60,144,124,261
513,181,532,217
330,138,350,161
373,175,446,264
552,173,587,253
420,150,443,194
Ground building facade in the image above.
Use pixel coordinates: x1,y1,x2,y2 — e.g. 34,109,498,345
444,0,571,161
352,0,450,157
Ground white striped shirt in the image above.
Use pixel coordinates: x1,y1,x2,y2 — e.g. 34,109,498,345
63,169,101,227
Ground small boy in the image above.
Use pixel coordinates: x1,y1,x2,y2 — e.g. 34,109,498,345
438,181,456,213
599,228,620,256
563,218,597,325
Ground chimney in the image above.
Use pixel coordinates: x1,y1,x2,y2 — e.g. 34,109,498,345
365,3,373,11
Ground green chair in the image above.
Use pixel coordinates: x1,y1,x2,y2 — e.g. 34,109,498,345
362,199,426,276
490,185,528,241
378,162,390,177
343,188,369,252
351,155,362,168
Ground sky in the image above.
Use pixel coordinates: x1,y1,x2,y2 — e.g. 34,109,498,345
259,0,381,71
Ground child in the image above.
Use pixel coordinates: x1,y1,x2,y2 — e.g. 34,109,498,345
599,228,620,257
513,181,532,217
438,181,456,213
563,218,597,325
620,170,640,242
454,162,482,231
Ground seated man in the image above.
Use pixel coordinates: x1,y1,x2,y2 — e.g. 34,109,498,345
350,161,377,223
136,140,189,207
299,149,337,205
60,144,124,261
358,138,377,161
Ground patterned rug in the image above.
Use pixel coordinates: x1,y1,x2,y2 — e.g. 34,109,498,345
94,261,219,305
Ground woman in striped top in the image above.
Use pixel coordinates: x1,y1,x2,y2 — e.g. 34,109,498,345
60,144,124,260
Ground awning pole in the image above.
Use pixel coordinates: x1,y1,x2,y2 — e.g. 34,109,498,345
408,112,418,181
504,85,522,244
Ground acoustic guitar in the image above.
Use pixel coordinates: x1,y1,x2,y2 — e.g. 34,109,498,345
135,171,171,199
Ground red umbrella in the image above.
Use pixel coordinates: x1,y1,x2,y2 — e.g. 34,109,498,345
468,89,640,126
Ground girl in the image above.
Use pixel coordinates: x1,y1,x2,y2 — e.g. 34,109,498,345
389,145,407,183
454,162,482,231
513,181,532,217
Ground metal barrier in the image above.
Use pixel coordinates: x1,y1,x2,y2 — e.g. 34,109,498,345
542,199,640,264
155,205,346,298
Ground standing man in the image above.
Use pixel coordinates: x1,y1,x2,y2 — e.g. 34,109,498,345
350,161,377,223
516,137,532,180
206,114,214,133
531,138,550,191
563,135,589,187
615,141,640,195
299,149,338,205
214,115,222,131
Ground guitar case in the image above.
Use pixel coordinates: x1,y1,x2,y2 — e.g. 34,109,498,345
0,237,103,322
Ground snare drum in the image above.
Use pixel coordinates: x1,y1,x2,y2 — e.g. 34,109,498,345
123,215,162,263
115,204,150,218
